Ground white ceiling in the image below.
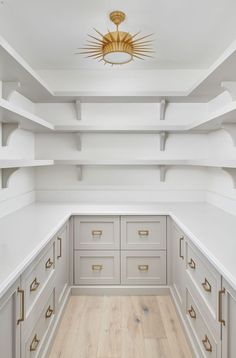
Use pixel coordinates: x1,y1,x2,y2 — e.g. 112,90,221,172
1,0,236,70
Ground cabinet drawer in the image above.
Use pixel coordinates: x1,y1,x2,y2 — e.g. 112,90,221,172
186,242,221,320
22,242,55,318
121,216,166,250
74,251,120,285
24,288,55,358
74,216,120,250
186,288,220,358
121,251,166,285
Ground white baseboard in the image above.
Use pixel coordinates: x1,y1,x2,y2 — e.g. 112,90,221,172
71,285,170,296
0,190,35,218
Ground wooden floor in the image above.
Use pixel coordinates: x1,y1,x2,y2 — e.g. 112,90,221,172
49,295,192,358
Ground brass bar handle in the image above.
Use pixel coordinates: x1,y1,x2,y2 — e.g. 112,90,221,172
202,278,212,293
57,236,62,259
188,305,197,319
188,258,196,269
45,258,54,269
17,287,25,325
30,277,40,292
92,264,103,271
92,230,103,237
218,288,226,326
138,265,149,272
202,335,212,352
138,230,149,237
30,334,40,352
45,305,54,319
179,236,184,259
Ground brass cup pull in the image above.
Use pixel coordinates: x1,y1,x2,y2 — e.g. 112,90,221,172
179,236,184,259
218,288,226,326
57,237,62,259
202,335,212,352
17,287,25,325
138,265,149,272
92,230,103,237
188,305,197,319
92,264,103,271
30,277,40,292
202,278,212,293
45,258,54,269
45,305,54,319
138,230,149,237
188,258,196,269
30,334,40,352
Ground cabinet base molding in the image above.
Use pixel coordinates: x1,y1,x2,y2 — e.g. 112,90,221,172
40,286,71,358
71,285,170,296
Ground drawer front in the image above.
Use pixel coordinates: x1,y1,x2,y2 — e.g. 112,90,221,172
24,288,55,358
186,288,219,358
121,251,166,285
74,216,120,250
22,242,55,318
186,242,221,320
121,216,166,250
74,251,120,285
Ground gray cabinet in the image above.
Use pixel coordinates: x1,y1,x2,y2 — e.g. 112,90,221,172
0,279,21,358
221,279,236,358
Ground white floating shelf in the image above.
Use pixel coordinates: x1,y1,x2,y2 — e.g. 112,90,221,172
0,36,53,102
54,159,188,166
0,160,54,169
0,98,54,137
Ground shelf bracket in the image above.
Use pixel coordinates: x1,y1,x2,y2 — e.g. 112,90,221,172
222,168,236,188
160,99,167,121
75,99,82,120
74,133,82,151
160,131,168,151
1,167,19,189
1,123,19,146
76,165,83,181
2,81,21,101
221,81,236,101
221,124,236,146
159,165,167,182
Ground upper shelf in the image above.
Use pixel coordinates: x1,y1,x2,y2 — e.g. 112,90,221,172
0,160,54,169
0,36,54,102
0,98,54,132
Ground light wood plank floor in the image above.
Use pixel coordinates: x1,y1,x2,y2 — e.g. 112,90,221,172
49,296,192,358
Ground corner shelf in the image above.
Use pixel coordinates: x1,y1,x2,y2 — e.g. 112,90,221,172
0,98,54,145
0,160,54,188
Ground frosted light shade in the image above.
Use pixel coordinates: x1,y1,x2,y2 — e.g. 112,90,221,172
103,51,133,65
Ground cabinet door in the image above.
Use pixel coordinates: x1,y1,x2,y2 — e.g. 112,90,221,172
0,279,21,358
171,221,186,310
55,222,69,307
221,279,236,358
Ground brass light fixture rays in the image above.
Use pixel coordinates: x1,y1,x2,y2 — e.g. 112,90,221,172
77,11,154,65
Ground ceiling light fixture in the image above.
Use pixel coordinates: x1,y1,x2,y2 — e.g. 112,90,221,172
77,11,154,65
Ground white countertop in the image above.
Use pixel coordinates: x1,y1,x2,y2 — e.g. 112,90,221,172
0,202,236,298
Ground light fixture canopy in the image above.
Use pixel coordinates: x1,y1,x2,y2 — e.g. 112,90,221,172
77,11,154,65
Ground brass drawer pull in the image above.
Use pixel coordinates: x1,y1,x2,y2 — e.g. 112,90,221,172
57,237,62,259
218,288,226,326
92,264,103,271
30,277,40,292
45,305,54,319
188,258,196,269
138,265,149,272
17,287,25,325
202,278,212,293
45,258,54,269
179,236,184,259
92,230,103,237
188,305,196,319
202,335,212,352
30,334,40,352
138,230,149,237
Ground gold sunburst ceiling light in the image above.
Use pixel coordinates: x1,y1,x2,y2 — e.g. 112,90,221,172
77,11,154,65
